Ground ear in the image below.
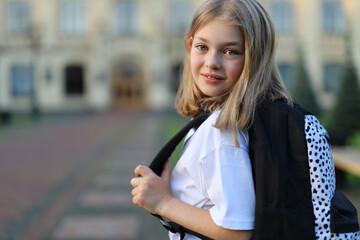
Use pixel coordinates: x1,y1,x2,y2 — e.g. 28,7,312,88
187,37,193,52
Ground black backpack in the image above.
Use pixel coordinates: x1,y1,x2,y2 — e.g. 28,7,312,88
149,100,359,240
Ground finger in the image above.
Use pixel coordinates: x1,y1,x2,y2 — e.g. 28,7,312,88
134,165,154,177
131,187,139,197
161,160,171,182
132,195,141,207
130,177,141,187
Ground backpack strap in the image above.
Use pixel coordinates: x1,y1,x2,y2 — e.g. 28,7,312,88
153,215,213,240
149,110,210,176
148,111,213,239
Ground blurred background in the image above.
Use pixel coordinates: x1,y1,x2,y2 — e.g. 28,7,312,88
0,0,359,239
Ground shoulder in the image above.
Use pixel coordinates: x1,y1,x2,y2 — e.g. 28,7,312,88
196,110,248,151
304,115,329,140
256,99,309,118
249,100,312,148
252,99,311,132
197,110,230,145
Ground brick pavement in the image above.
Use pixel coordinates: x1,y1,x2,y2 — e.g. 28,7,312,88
0,111,177,240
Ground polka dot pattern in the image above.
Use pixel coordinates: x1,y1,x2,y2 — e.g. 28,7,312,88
305,115,359,239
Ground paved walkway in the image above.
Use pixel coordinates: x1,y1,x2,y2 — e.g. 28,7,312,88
0,110,183,240
0,111,359,240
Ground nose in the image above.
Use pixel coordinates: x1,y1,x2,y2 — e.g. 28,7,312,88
205,51,221,69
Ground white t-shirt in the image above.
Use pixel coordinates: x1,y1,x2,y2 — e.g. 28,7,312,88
169,110,255,240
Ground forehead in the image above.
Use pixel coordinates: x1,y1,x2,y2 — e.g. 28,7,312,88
193,19,243,44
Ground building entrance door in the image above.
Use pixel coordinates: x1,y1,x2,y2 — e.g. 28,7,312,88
64,65,85,96
112,61,145,109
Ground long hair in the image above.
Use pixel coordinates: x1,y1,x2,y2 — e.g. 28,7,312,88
175,0,292,145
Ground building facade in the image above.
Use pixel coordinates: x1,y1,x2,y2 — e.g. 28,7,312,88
0,0,359,113
261,0,360,109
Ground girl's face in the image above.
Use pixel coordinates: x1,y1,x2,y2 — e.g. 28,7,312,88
189,19,245,97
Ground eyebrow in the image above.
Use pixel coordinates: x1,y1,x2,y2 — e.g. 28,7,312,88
195,37,243,47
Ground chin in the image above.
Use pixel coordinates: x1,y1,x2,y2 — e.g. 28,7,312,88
201,90,223,97
197,83,226,97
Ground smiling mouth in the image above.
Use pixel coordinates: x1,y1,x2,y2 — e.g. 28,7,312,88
201,73,225,80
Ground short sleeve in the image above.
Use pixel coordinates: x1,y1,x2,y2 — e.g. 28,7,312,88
200,144,255,230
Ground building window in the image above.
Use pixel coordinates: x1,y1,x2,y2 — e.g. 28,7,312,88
10,65,34,96
60,0,86,36
169,1,191,35
272,2,293,33
7,1,32,35
322,1,345,33
278,63,294,90
64,65,85,95
323,63,342,92
115,0,138,35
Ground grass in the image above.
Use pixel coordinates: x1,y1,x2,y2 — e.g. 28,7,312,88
0,114,36,137
162,115,189,170
0,114,33,127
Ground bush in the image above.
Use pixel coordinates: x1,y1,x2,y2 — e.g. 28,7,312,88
291,49,321,115
330,56,360,139
348,131,360,150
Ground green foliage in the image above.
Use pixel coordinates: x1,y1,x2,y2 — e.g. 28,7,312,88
291,49,321,115
331,58,360,133
345,172,360,189
347,131,360,150
316,111,332,129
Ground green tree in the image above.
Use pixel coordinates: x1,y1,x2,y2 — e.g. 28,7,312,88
331,55,360,134
291,49,321,115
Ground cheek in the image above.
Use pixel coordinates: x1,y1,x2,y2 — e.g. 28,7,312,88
190,52,203,75
228,59,245,82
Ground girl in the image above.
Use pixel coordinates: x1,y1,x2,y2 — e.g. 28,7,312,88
131,0,276,239
131,0,359,239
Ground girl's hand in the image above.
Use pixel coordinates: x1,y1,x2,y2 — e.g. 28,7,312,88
131,161,253,240
130,161,172,215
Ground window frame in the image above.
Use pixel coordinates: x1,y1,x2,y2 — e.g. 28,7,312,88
323,63,343,93
169,0,191,35
114,0,138,35
277,63,294,90
7,0,32,36
10,64,34,97
271,1,294,33
59,0,86,36
322,0,345,34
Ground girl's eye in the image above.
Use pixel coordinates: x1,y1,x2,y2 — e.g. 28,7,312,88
225,49,239,56
196,45,208,51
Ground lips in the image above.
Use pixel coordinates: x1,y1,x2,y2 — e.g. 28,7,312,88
201,73,225,83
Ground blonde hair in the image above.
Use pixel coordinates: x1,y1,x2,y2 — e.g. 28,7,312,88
175,0,292,145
